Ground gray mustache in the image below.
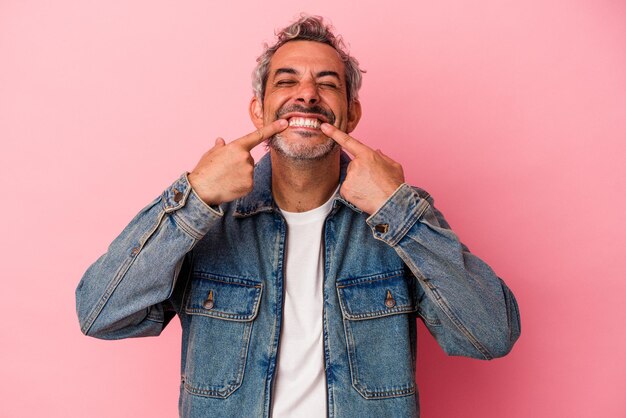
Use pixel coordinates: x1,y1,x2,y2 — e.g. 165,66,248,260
276,105,335,124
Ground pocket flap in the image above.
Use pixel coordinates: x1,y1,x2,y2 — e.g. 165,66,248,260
185,274,263,321
337,271,416,320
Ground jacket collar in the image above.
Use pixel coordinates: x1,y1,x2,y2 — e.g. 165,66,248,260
233,151,361,217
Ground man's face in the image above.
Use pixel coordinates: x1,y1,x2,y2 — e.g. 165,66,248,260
251,40,360,160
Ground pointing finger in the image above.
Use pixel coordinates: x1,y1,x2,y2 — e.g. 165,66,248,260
320,123,370,156
237,119,288,151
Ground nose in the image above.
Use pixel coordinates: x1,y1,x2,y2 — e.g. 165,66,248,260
295,79,319,105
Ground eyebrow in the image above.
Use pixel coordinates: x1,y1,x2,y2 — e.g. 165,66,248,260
274,67,298,76
273,68,341,81
316,71,341,80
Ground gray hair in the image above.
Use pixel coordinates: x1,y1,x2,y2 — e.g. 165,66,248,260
252,14,364,106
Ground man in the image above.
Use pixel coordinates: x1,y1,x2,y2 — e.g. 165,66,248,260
76,15,520,418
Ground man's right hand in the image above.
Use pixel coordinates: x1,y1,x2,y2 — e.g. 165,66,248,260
188,119,288,206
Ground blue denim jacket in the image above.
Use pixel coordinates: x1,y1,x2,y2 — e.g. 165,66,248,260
76,152,520,418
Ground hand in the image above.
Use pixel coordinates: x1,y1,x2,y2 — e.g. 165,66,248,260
189,119,288,205
321,123,405,215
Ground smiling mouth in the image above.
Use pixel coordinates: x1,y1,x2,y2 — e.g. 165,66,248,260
287,117,322,129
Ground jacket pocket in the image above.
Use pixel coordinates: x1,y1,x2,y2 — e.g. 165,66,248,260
337,270,417,399
182,274,262,398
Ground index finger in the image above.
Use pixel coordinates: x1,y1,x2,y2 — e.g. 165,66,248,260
236,119,288,151
320,122,371,156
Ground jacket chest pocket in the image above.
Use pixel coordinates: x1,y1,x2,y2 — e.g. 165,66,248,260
183,274,262,399
337,271,417,399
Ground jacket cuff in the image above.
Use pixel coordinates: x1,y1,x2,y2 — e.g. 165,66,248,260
366,183,431,246
161,173,223,239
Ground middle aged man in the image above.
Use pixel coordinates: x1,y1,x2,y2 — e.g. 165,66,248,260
76,15,521,418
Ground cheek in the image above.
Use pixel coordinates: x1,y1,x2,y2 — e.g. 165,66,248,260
261,104,277,121
323,95,348,115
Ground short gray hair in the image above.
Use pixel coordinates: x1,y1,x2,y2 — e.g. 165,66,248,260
252,14,364,106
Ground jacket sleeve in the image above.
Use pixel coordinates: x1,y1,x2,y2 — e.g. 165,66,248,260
75,173,223,339
365,184,521,359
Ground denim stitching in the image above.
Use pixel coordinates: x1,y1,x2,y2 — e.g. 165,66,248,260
82,210,166,335
397,252,493,360
338,281,417,399
182,321,254,398
184,279,263,322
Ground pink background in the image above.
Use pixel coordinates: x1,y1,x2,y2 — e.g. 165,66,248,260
1,1,625,417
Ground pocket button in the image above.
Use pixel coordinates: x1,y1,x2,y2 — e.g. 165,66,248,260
384,290,396,308
203,290,215,310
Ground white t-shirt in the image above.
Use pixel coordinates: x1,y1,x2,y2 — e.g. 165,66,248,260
271,193,335,418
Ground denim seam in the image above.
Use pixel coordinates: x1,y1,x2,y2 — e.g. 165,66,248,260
384,200,430,247
340,306,417,320
322,218,334,418
368,196,430,247
171,211,204,241
262,213,286,417
338,286,417,399
182,320,253,399
341,316,360,395
336,272,404,287
342,315,416,399
81,210,167,335
397,251,493,360
336,272,417,320
190,273,262,286
184,282,263,321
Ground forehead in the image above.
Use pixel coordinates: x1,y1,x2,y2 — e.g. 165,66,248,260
269,40,345,77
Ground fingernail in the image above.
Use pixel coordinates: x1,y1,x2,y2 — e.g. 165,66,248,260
278,119,288,127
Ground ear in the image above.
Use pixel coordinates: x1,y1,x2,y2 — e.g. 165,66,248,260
346,100,362,133
249,96,264,129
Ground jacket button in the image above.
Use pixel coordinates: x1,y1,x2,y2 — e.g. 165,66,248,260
375,223,389,234
203,290,214,310
173,189,184,203
385,290,396,308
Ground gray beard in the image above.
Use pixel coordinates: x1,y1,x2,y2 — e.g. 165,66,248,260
267,133,338,161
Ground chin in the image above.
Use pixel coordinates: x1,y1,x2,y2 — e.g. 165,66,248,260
268,133,339,161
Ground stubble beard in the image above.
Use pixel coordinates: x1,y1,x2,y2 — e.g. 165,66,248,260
265,103,339,161
267,132,339,161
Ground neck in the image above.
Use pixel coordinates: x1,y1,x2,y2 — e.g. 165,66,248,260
270,148,340,212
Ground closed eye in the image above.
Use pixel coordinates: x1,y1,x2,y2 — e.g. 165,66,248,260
275,80,297,86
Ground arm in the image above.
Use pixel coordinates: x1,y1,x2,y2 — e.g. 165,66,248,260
320,122,520,359
75,174,222,339
366,184,521,359
76,120,288,339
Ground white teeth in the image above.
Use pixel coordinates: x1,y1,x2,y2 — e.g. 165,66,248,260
288,117,321,128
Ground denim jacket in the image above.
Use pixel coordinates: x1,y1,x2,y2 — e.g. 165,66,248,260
76,152,520,418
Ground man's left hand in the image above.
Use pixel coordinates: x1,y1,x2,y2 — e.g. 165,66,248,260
321,123,405,215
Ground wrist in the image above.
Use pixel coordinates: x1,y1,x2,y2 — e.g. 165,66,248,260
188,172,222,206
